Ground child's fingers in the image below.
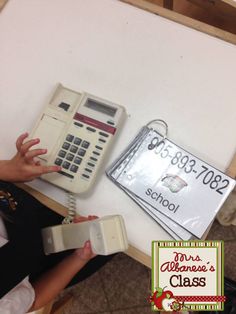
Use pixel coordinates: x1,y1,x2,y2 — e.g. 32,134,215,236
34,165,61,176
15,133,28,151
73,216,88,223
24,148,47,161
20,138,40,155
82,241,96,259
74,241,96,261
88,215,98,220
73,215,98,223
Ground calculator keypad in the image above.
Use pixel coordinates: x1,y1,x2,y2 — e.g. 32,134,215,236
78,148,86,157
74,157,82,165
54,133,92,177
74,137,82,145
66,153,74,161
70,165,79,173
55,158,63,166
58,150,66,158
62,161,70,169
70,145,78,154
54,129,108,180
81,141,90,149
66,134,74,142
62,142,70,150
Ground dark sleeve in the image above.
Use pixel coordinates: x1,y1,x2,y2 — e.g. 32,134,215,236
0,205,64,298
0,233,43,298
0,182,64,297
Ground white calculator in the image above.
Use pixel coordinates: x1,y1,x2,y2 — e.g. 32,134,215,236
30,83,126,194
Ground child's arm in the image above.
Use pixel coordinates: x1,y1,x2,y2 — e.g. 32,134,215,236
0,133,61,182
28,241,95,312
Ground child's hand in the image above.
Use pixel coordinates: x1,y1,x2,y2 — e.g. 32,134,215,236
74,240,96,262
73,215,98,262
0,132,61,182
73,215,98,223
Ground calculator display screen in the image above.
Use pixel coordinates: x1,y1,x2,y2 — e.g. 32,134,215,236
85,99,117,117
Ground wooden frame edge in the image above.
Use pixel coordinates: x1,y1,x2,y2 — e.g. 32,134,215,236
120,0,236,45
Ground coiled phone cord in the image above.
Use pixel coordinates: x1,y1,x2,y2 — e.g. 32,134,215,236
62,191,77,224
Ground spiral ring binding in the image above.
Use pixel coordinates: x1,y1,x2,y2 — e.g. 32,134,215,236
62,191,77,224
146,119,168,141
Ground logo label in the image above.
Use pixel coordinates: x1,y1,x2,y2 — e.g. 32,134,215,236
151,241,225,311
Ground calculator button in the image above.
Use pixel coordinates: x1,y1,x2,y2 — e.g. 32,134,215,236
62,161,70,169
95,145,103,150
85,168,92,173
90,157,97,162
74,137,82,145
87,162,95,167
66,153,74,161
62,142,70,150
99,132,109,137
58,150,67,158
55,158,63,166
82,174,90,179
66,134,74,142
70,165,79,173
59,170,74,179
70,145,78,154
74,122,83,128
74,157,82,165
93,151,100,156
81,141,90,149
78,148,86,157
86,127,96,132
99,138,106,143
107,120,115,125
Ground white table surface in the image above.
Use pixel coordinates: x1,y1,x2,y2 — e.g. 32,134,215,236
0,0,236,256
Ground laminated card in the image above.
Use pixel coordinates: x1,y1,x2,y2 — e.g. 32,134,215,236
110,129,235,238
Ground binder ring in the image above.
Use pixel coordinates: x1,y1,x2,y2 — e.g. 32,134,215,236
146,119,168,140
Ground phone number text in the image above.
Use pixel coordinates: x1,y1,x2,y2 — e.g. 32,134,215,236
148,137,229,195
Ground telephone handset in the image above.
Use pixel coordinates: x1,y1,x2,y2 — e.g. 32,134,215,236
42,215,129,255
30,83,126,194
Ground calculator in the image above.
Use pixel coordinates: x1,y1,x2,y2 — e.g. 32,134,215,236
30,83,126,194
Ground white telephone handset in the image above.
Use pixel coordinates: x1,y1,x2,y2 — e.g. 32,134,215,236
30,83,126,194
42,215,129,255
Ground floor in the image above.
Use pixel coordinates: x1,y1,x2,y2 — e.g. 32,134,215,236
58,253,152,314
